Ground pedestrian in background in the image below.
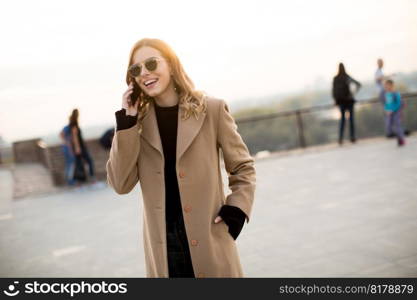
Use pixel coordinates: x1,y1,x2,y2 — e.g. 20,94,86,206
375,58,386,105
59,123,75,186
383,80,406,147
332,63,361,145
68,109,96,184
375,58,397,137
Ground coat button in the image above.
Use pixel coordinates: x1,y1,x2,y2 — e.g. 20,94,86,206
191,239,198,246
184,204,192,213
179,171,186,178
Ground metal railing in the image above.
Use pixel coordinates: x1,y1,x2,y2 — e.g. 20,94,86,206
235,92,417,155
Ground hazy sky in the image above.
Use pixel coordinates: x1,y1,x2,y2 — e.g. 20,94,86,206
1,0,416,143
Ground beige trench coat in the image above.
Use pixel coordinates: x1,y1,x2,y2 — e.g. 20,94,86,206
106,96,256,278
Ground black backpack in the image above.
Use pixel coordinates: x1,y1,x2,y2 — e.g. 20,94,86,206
99,128,115,150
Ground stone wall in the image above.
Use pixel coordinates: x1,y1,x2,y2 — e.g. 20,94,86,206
12,138,110,186
13,139,43,164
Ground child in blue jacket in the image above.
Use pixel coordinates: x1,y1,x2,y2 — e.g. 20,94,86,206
383,79,405,146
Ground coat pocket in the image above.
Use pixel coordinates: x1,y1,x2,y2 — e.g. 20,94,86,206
220,221,234,241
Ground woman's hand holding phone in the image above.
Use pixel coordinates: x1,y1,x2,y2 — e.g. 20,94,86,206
122,82,139,116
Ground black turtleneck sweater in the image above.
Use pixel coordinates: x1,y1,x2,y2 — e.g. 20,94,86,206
153,102,182,223
114,104,247,240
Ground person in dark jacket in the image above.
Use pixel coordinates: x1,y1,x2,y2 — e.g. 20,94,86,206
69,109,96,183
332,63,361,145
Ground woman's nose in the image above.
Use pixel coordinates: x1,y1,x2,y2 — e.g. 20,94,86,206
140,66,150,77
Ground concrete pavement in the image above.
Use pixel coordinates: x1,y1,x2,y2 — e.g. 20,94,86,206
0,135,416,277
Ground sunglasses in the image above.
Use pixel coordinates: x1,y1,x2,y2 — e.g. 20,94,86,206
128,57,164,77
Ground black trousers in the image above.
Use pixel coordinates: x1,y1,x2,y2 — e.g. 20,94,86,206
338,102,355,141
166,215,195,278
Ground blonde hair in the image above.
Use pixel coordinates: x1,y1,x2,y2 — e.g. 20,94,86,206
125,38,207,131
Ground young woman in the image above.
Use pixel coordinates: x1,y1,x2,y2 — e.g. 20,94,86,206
332,63,362,145
106,38,256,278
68,109,96,184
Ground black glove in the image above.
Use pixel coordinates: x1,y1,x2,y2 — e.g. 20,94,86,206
218,205,247,240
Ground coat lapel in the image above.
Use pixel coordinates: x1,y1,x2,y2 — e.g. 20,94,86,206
140,100,207,162
176,103,207,162
140,101,163,156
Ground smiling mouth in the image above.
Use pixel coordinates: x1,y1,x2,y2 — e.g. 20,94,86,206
144,79,158,87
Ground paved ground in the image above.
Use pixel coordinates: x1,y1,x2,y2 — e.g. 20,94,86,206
0,135,416,277
10,163,60,200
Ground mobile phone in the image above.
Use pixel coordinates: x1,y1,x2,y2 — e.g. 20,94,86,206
129,78,141,107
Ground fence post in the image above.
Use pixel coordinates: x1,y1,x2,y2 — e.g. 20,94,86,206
295,110,306,148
